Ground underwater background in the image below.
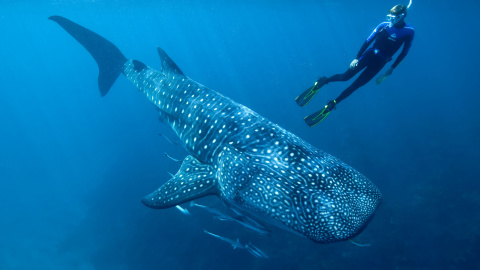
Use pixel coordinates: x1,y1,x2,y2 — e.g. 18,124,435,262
1,0,479,269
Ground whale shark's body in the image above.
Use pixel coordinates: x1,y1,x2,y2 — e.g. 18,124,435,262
50,16,382,243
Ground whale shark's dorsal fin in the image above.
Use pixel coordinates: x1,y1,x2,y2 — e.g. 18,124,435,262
157,47,184,76
142,155,217,209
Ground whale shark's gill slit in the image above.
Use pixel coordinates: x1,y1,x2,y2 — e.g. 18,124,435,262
49,16,127,97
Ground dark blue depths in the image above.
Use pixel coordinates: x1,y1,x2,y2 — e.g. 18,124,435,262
0,0,479,269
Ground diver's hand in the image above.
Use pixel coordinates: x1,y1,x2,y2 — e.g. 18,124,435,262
385,67,393,76
349,59,359,70
376,67,395,85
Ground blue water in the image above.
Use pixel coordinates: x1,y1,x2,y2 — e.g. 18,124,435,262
1,0,479,269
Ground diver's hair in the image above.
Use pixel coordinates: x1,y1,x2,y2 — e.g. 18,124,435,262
390,4,407,17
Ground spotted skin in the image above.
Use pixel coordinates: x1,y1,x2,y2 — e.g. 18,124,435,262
51,17,382,243
124,54,382,243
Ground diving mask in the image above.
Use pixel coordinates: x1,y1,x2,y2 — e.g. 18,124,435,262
386,13,404,26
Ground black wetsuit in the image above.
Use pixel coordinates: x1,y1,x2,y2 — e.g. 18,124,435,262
327,21,414,103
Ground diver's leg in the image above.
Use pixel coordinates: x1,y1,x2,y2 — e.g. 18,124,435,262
335,61,385,103
304,54,384,126
303,60,374,126
326,68,357,83
296,64,352,107
326,55,370,83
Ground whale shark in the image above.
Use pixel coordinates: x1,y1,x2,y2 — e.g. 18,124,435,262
50,16,382,243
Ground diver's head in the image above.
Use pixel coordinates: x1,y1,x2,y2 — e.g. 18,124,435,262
386,4,407,27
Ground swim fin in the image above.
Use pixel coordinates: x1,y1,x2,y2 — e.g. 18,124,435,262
295,77,327,107
304,100,336,127
376,74,388,85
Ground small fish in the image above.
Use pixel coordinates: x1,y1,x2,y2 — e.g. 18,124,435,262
203,230,268,258
349,239,371,247
175,205,191,216
190,201,225,217
164,153,183,164
192,201,269,235
245,242,269,259
230,210,270,235
158,132,179,145
204,230,244,250
214,215,269,236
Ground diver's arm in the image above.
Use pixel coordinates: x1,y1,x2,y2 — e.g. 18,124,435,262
376,42,410,83
355,41,370,59
350,41,370,69
354,22,387,60
390,43,410,69
376,29,414,84
351,39,372,70
390,31,414,70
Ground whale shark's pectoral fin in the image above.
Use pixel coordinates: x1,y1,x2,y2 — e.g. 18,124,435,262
142,155,217,209
157,47,184,76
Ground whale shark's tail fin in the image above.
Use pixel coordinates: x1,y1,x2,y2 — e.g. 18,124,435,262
49,16,127,96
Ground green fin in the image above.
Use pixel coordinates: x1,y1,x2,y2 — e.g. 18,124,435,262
376,74,388,85
296,83,320,107
142,155,217,209
304,107,331,127
296,77,327,107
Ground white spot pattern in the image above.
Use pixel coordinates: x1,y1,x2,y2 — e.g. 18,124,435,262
122,58,382,244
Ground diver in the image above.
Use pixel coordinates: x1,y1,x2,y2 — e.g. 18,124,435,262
296,3,415,127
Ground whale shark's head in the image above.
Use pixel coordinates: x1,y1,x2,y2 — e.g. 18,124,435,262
217,138,382,243
301,166,382,243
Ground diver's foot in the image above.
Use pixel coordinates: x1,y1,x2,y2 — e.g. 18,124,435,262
315,76,328,89
325,99,337,112
295,77,328,107
303,99,336,127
